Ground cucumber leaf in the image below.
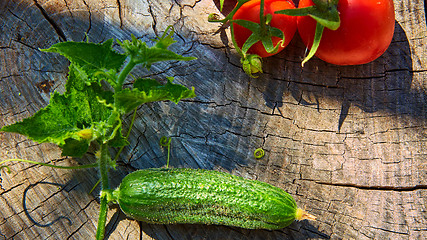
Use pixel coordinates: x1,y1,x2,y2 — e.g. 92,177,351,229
41,39,126,87
2,32,195,157
1,91,92,157
1,64,119,157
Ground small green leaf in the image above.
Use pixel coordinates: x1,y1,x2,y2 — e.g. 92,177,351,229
261,37,276,53
66,64,115,123
232,19,285,56
233,19,261,34
116,77,196,113
135,77,196,104
233,19,262,55
153,26,177,50
118,35,196,70
275,6,314,16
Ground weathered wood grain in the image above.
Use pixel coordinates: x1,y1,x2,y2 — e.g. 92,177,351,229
0,0,426,239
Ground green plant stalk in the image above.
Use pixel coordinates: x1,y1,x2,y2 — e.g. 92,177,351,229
116,60,136,92
259,0,266,33
166,143,171,168
0,159,97,173
97,49,139,239
96,143,111,240
159,136,172,168
114,108,137,161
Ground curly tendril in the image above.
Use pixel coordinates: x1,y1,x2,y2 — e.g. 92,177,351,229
0,165,11,173
160,136,172,147
254,148,265,159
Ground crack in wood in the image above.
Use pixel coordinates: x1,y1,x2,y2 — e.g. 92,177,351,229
367,226,409,235
82,0,92,38
32,0,67,41
7,9,34,30
116,0,123,28
76,198,97,216
11,39,38,51
147,2,158,35
0,182,26,196
315,181,427,191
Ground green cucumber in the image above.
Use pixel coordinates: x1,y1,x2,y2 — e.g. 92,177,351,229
106,168,315,230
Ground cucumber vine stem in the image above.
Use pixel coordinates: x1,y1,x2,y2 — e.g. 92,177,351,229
89,108,138,195
115,60,136,92
96,51,138,239
95,143,111,240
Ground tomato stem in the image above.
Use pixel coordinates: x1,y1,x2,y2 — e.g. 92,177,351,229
259,0,266,32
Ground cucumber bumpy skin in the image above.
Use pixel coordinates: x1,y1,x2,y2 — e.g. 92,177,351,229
108,168,315,230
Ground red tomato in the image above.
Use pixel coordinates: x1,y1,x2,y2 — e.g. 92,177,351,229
232,0,297,58
297,0,395,65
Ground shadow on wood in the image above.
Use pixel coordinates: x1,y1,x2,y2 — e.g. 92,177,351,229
23,181,73,227
139,220,330,240
258,22,416,132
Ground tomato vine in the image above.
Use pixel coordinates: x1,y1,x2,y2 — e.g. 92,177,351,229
213,0,394,71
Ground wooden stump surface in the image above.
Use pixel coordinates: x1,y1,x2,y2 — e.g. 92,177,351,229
0,0,426,239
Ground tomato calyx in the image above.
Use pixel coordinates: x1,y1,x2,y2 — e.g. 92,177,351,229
209,0,288,77
232,16,285,56
276,0,340,66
